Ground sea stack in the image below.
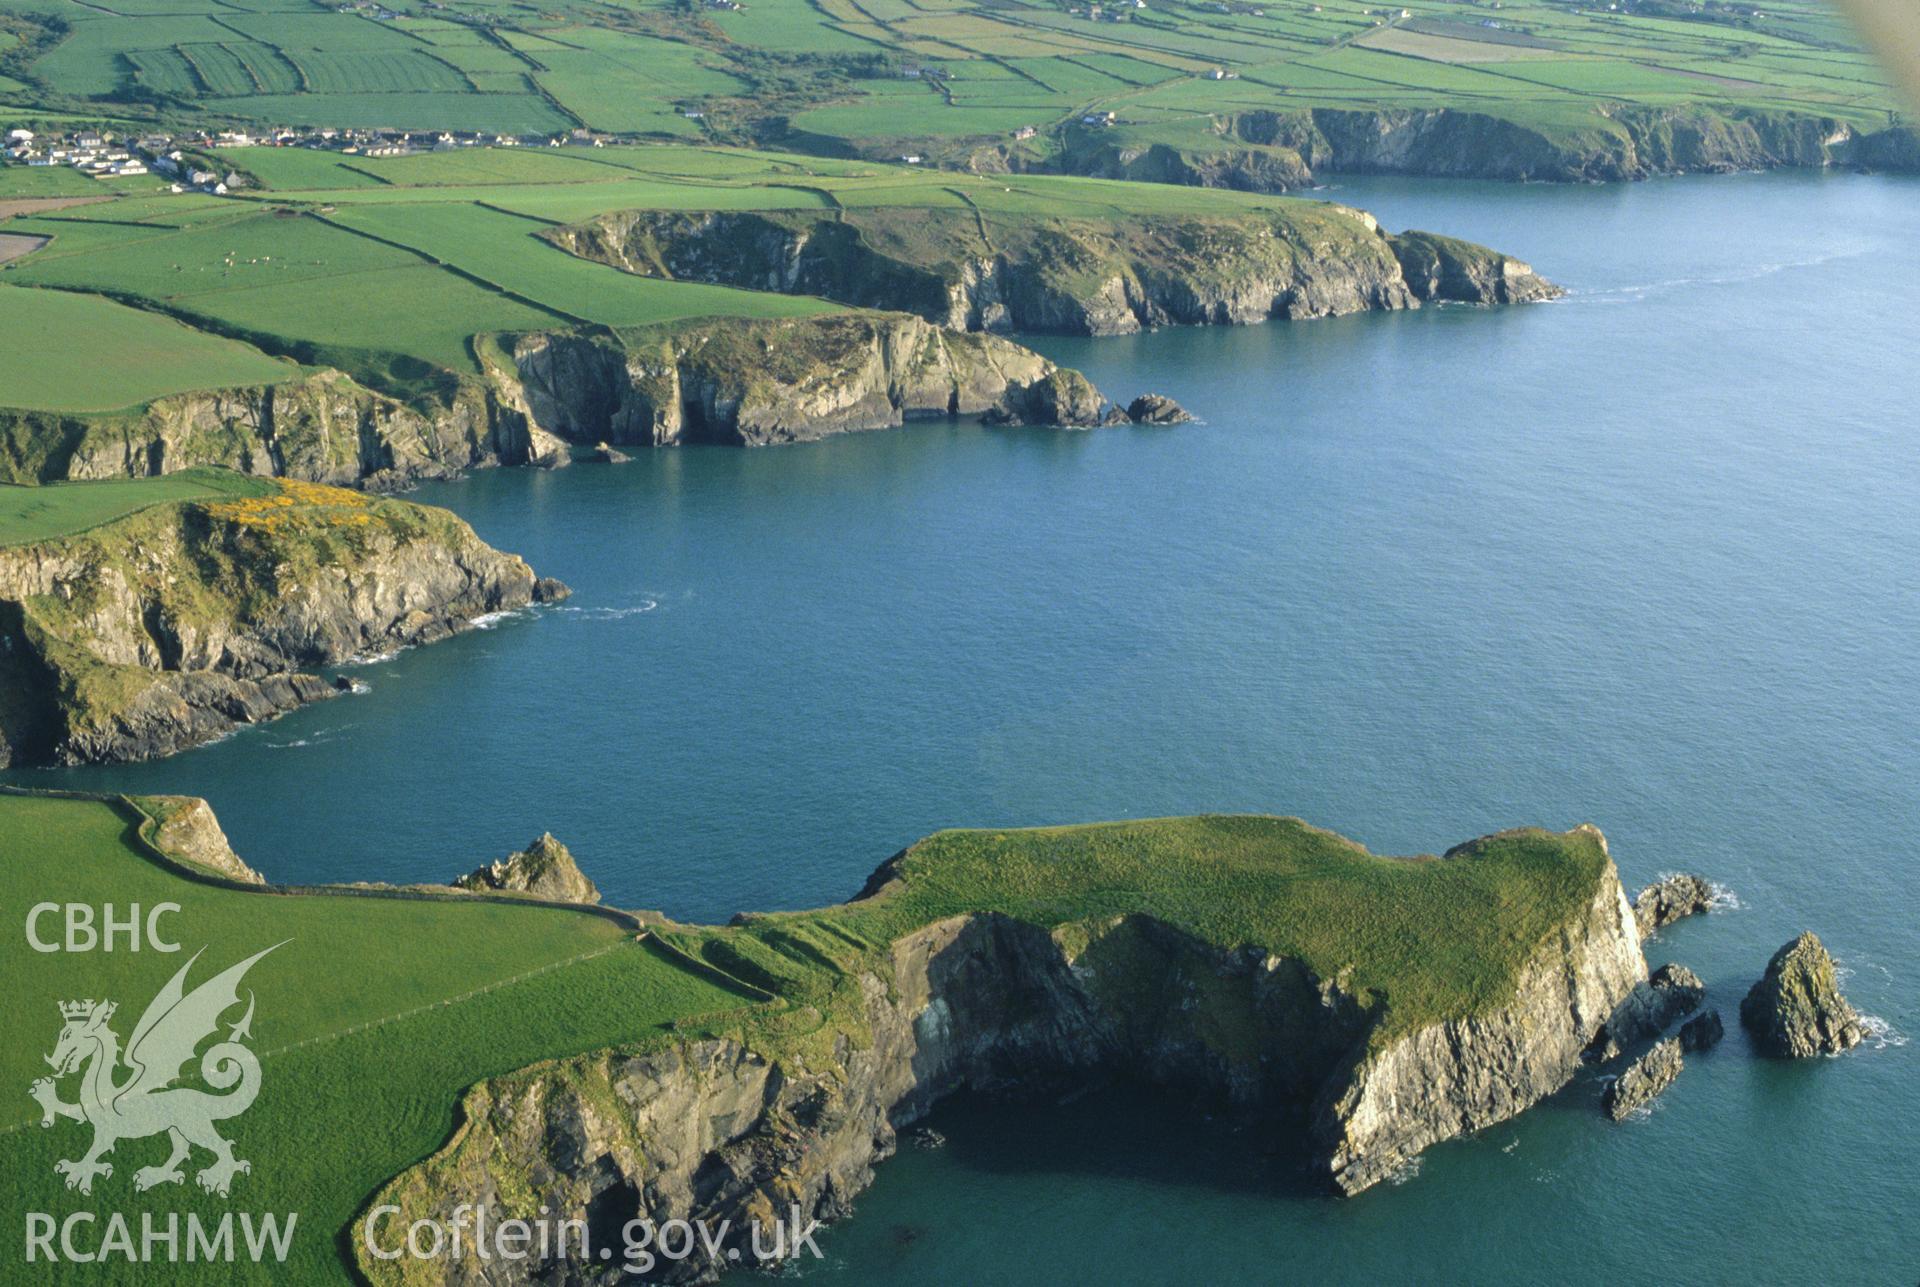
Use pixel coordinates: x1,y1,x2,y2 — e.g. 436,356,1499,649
1739,932,1863,1057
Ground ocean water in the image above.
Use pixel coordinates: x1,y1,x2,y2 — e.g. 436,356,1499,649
12,171,1916,1282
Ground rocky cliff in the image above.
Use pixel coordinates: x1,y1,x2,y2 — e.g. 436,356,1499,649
1053,106,1919,192
453,833,602,905
1,312,1123,489
0,478,566,766
0,369,540,490
547,204,1558,339
494,311,1115,447
359,820,1644,1282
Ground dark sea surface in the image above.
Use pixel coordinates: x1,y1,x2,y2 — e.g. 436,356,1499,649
16,170,1916,1283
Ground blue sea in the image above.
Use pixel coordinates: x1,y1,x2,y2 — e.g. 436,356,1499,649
15,170,1916,1283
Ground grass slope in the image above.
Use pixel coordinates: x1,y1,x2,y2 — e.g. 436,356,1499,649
0,793,760,1284
0,467,271,547
0,284,292,413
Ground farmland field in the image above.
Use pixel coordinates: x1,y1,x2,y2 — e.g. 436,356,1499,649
0,792,760,1284
0,0,1899,156
0,283,291,412
0,467,272,546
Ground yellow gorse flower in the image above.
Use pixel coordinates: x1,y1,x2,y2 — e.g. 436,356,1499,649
203,478,377,533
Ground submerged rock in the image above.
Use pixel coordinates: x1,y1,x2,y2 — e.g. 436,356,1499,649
1740,932,1863,1057
1679,1009,1724,1053
1126,394,1194,425
453,833,601,905
1633,873,1715,938
1603,1037,1683,1120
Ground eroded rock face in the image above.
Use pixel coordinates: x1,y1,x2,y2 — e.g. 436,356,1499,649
1388,231,1561,306
453,833,601,905
0,369,530,490
547,206,1559,342
1679,1009,1724,1054
984,369,1109,429
1740,932,1864,1057
501,313,1111,446
360,831,1645,1283
0,490,566,766
1603,1037,1683,1120
1053,105,1919,191
145,795,263,884
1314,832,1645,1192
1587,960,1706,1058
1634,873,1716,938
1126,394,1194,425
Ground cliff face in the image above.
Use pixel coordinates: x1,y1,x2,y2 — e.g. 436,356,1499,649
0,369,540,490
548,206,1558,339
1055,106,1919,192
0,480,564,766
1313,831,1646,1192
498,312,1099,447
361,825,1643,1283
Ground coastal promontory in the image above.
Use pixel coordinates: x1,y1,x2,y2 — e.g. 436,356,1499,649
0,472,567,765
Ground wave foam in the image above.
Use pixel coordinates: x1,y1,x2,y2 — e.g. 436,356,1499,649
1858,1015,1907,1051
555,599,659,620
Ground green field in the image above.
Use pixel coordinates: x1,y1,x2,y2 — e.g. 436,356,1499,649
0,0,1898,154
671,815,1611,1051
0,792,761,1284
0,468,272,546
0,792,1610,1280
0,284,292,413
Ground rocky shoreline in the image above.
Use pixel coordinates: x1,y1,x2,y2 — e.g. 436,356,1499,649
0,312,1183,488
546,206,1557,339
358,823,1647,1283
1034,105,1920,192
0,479,568,766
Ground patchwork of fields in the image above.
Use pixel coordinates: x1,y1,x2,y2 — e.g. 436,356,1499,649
0,143,1355,411
0,0,1900,152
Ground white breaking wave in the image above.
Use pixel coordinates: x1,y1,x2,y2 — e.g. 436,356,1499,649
555,599,659,620
1571,246,1871,305
1386,1156,1422,1187
1857,1014,1907,1051
1706,881,1742,912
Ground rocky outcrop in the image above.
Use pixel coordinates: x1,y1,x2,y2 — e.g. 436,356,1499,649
1634,872,1716,937
1603,1037,1683,1120
498,312,1118,446
982,369,1108,428
1389,232,1559,306
1587,961,1705,1058
360,825,1644,1282
1679,1009,1724,1053
1126,394,1193,425
452,833,601,905
1740,932,1864,1057
546,206,1558,341
1050,106,1919,192
0,480,568,766
0,369,541,490
141,794,263,884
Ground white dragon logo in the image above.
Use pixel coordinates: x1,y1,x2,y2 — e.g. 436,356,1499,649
29,943,283,1197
